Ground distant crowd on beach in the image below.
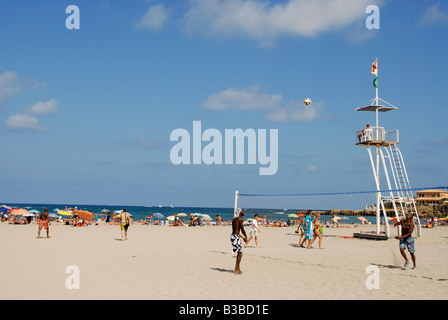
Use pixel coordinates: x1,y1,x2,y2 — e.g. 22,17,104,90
1,205,368,229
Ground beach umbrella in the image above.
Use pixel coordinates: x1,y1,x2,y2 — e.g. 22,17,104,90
288,213,298,218
0,207,11,214
49,213,59,219
10,208,30,215
202,215,212,220
22,212,35,217
153,213,164,219
177,213,187,217
58,210,73,216
28,209,40,214
358,217,368,224
77,210,95,220
166,215,175,221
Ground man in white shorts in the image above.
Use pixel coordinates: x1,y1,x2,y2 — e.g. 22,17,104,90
245,213,261,248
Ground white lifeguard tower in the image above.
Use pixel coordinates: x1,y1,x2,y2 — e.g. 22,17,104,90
355,59,421,238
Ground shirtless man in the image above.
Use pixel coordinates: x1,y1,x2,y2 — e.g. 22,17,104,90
38,208,51,239
231,209,248,275
395,212,416,269
120,209,131,241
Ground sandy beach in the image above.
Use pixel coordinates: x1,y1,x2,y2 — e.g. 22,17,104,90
1,222,447,300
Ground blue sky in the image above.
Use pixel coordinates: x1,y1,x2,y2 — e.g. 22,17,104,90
0,0,447,207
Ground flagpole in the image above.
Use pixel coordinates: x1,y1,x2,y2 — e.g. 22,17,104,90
372,58,380,234
375,59,379,128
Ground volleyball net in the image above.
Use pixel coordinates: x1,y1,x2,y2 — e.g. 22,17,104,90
234,186,448,237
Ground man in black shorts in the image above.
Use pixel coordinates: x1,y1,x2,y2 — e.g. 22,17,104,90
231,208,247,275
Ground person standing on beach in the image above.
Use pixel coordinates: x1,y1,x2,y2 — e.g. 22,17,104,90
73,208,79,226
245,213,261,248
394,212,416,268
231,208,248,275
120,209,131,241
106,210,111,224
37,208,51,239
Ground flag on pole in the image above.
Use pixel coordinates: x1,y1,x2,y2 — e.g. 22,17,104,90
371,58,378,75
373,76,378,88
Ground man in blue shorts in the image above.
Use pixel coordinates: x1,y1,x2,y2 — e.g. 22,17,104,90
395,212,416,269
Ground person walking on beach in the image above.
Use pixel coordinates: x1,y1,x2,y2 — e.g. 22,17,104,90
309,212,323,249
299,211,313,248
120,209,131,241
245,213,261,248
295,215,305,243
394,212,416,269
37,208,51,239
231,208,248,275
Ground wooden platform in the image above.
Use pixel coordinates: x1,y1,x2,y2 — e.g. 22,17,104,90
353,232,389,240
356,141,397,147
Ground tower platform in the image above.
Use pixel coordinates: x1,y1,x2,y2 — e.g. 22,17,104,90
355,141,397,147
353,232,388,240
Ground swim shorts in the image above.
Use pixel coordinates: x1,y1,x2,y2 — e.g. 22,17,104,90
120,222,129,231
399,237,415,253
230,234,243,253
39,220,48,229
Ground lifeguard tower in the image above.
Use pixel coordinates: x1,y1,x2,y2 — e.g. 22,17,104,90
355,59,421,238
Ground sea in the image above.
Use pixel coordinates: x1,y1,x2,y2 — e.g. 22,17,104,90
3,202,386,225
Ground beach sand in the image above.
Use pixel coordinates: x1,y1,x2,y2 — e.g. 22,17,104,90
1,222,447,300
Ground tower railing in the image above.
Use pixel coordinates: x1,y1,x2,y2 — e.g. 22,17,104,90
355,127,399,145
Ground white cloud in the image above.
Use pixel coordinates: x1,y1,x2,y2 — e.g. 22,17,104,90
305,165,319,173
265,100,323,123
135,136,165,148
201,85,281,110
6,113,47,131
182,0,382,43
0,71,57,131
201,85,322,122
135,4,168,30
0,71,22,107
26,99,59,114
419,3,448,26
5,98,58,131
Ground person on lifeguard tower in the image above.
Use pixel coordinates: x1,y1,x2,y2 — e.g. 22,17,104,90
358,124,373,143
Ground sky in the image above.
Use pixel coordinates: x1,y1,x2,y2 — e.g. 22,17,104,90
0,0,447,207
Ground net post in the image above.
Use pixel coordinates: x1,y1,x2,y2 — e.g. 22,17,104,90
234,190,239,218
